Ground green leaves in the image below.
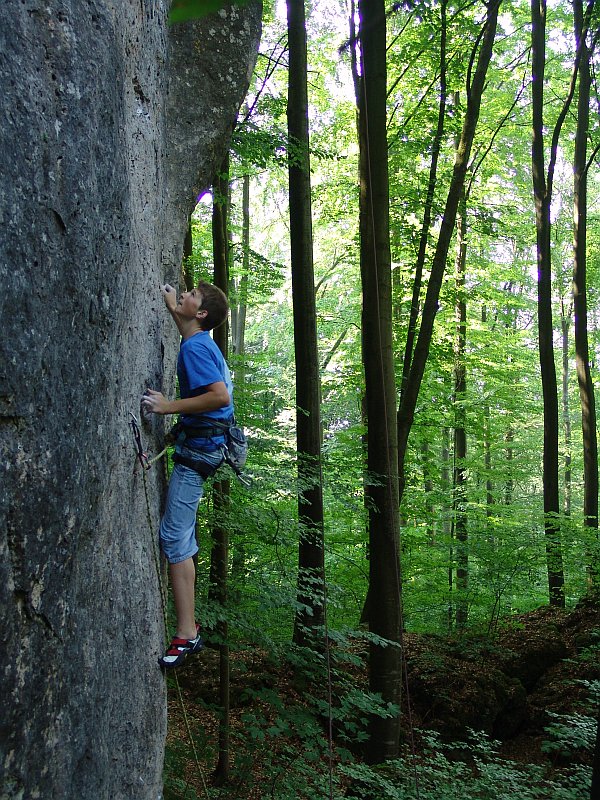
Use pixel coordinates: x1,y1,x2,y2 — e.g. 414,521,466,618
168,0,251,24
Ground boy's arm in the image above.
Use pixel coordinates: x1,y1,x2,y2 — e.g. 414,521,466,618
142,382,230,416
161,283,186,337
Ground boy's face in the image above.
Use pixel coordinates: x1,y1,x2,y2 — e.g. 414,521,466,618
177,288,205,321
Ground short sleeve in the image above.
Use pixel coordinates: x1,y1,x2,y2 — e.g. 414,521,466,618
181,337,224,391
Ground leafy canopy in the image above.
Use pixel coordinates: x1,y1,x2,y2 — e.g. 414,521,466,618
169,0,251,24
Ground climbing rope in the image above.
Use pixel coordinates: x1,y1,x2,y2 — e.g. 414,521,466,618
173,672,211,800
130,413,210,800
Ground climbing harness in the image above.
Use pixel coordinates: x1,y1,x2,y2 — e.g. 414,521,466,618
129,412,249,485
168,416,251,487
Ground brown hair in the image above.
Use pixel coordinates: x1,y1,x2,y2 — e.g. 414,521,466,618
197,281,229,331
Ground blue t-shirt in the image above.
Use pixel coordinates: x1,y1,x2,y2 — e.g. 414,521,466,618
177,331,234,450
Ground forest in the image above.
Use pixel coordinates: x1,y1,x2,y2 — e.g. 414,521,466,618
159,0,600,798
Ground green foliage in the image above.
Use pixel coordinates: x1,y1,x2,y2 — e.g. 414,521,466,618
169,0,250,24
173,0,600,643
231,121,288,171
165,697,594,799
541,682,600,759
163,1,600,794
341,730,592,800
542,711,598,758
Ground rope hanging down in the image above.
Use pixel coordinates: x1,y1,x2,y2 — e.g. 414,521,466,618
129,412,210,800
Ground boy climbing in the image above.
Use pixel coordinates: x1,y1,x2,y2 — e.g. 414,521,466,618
142,281,234,669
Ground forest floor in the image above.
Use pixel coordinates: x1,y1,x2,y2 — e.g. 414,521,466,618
164,597,599,799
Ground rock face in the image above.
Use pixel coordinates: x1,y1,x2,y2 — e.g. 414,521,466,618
0,2,260,798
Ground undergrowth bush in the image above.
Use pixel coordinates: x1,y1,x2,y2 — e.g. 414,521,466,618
164,662,595,800
341,730,591,800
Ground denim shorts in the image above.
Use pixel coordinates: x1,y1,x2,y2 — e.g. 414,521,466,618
159,446,224,564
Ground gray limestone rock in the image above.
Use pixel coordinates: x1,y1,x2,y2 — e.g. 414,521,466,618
0,2,261,798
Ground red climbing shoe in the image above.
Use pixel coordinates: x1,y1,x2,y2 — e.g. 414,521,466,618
158,626,204,669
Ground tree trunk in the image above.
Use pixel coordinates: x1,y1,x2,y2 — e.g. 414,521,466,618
441,426,453,631
209,158,232,607
530,0,565,607
231,173,250,363
421,441,435,543
0,3,261,798
210,157,231,784
573,0,599,588
505,425,514,505
396,0,500,509
357,0,403,763
211,480,231,785
561,303,572,517
482,306,494,533
286,0,326,646
230,172,251,585
400,0,447,401
453,186,468,631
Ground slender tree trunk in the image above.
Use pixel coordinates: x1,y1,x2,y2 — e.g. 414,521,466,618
504,288,516,507
359,392,373,628
505,425,514,505
484,406,493,512
357,0,403,763
211,157,231,783
350,0,372,634
399,0,447,401
441,426,453,631
453,186,468,630
231,171,250,364
210,481,231,784
286,0,326,646
393,3,500,638
482,306,494,533
397,0,500,506
209,160,232,605
561,303,572,517
531,0,565,606
573,0,599,588
421,441,435,543
230,172,250,586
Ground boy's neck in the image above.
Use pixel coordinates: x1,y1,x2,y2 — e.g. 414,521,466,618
180,320,206,340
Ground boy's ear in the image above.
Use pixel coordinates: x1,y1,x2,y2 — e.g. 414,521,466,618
196,308,208,321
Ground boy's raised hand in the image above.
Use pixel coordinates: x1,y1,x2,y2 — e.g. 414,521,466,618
161,282,188,337
161,283,177,311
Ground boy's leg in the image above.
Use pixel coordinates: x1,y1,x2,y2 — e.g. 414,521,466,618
159,450,222,665
159,463,203,645
170,556,197,640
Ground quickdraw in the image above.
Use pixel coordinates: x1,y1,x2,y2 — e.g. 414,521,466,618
129,411,168,471
129,412,149,470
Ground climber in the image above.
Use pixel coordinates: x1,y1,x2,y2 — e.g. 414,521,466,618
142,281,234,668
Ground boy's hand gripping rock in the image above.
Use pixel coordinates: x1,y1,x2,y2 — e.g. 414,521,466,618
161,283,177,312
